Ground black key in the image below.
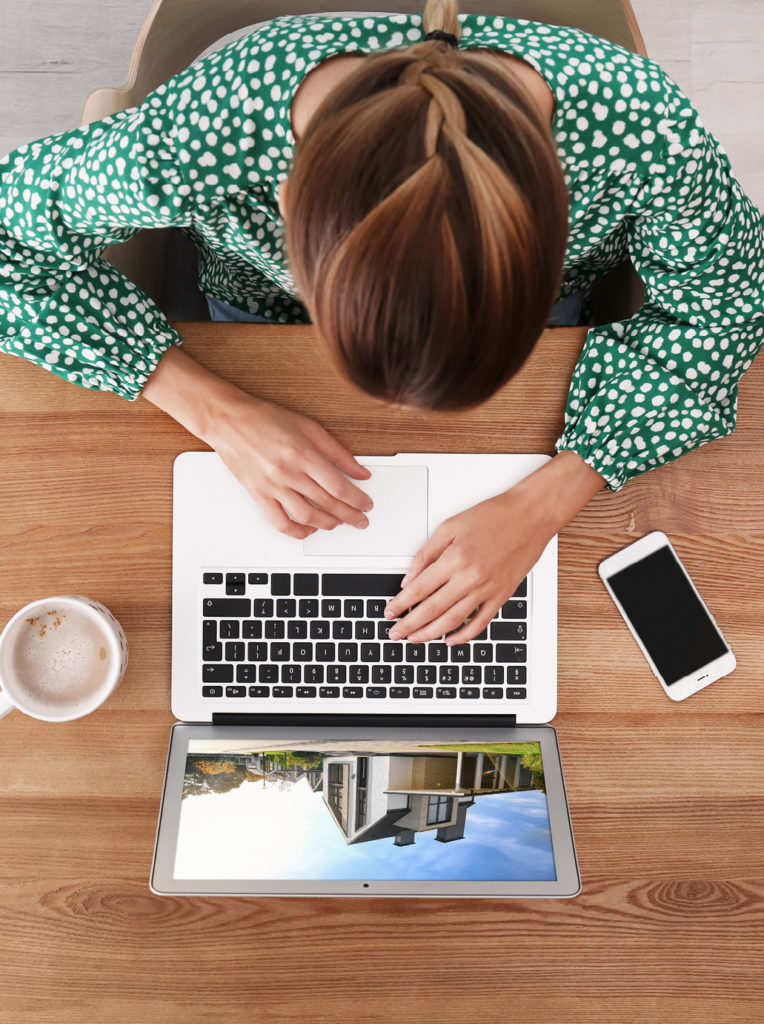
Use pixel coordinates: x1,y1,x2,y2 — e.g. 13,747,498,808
377,620,394,640
497,644,527,663
484,687,504,699
506,687,527,700
299,599,319,617
293,643,313,661
249,685,270,697
450,644,471,663
203,642,222,662
270,643,290,661
277,599,296,618
333,620,353,640
322,574,404,597
484,666,504,686
225,685,246,698
203,619,217,643
248,573,268,585
203,572,223,585
413,687,433,699
366,686,386,699
282,665,301,684
319,686,340,698
310,621,331,640
349,665,369,684
327,665,346,684
273,685,293,698
361,642,380,662
405,643,426,663
383,643,403,662
248,642,267,661
287,621,307,639
202,685,223,698
513,578,528,598
297,686,317,698
265,620,285,639
501,600,528,620
395,665,414,684
417,665,437,685
321,599,342,617
259,664,278,683
219,619,240,639
372,665,391,685
226,573,245,596
242,620,262,639
203,598,250,617
366,599,387,618
507,667,527,685
203,664,232,683
271,574,291,595
342,686,363,698
294,574,319,596
355,620,375,640
236,665,257,684
439,665,458,685
459,687,480,699
436,687,457,699
472,643,493,662
390,687,411,699
338,643,358,661
491,622,527,641
252,599,273,617
462,665,481,685
225,641,245,662
344,599,364,618
428,644,448,662
305,665,324,685
316,643,336,662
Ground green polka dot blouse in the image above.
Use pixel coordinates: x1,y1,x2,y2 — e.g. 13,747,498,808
1,13,763,490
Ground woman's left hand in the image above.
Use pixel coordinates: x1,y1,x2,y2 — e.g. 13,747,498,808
384,452,605,644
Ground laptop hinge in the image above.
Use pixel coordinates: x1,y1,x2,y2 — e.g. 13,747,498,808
211,713,516,728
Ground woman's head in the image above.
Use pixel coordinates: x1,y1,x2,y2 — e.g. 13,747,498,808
283,0,568,411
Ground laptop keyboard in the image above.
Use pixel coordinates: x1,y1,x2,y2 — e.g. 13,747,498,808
200,571,528,703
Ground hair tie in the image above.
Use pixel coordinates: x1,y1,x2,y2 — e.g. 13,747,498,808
424,29,459,48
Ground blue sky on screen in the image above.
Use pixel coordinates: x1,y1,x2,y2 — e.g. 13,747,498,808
174,773,555,881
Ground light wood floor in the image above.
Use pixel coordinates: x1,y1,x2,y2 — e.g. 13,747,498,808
0,1,762,207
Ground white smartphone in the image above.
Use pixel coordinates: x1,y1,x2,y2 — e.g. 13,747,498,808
598,531,736,701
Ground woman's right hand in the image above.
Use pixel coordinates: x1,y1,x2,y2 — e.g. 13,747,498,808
208,391,373,539
141,346,373,539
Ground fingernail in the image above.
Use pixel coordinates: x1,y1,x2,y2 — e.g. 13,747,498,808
384,608,395,619
401,573,411,587
355,517,368,529
363,499,374,512
388,629,401,640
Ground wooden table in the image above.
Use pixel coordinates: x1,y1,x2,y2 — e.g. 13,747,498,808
1,323,762,1023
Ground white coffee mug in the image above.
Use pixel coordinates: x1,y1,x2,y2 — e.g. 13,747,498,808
0,595,128,722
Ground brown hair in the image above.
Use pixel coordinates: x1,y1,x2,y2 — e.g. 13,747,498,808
284,0,568,410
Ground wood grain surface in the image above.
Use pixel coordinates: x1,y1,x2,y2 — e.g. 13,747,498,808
1,323,763,1024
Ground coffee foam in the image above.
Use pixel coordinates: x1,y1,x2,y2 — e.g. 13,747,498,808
8,606,113,713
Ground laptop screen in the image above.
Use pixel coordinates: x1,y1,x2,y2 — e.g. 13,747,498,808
152,724,579,897
174,737,555,883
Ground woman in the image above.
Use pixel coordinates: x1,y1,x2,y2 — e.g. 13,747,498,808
1,1,762,646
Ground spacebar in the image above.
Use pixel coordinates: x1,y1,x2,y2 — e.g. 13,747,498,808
321,573,405,597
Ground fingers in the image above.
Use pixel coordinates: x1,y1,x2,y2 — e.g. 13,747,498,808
261,498,316,540
309,422,373,486
385,530,455,618
444,601,501,645
279,489,344,532
297,475,370,530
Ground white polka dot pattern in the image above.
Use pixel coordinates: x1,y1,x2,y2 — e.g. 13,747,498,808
0,13,762,489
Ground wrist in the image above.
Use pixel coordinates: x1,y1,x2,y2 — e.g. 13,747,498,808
505,451,605,534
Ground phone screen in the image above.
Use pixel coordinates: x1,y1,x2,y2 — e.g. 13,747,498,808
607,545,728,685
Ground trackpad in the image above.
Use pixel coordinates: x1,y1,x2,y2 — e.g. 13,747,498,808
303,465,428,557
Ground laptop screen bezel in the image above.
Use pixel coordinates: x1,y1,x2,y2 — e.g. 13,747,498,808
151,723,580,898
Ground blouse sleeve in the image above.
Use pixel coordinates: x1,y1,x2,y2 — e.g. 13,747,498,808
0,78,193,400
555,72,764,490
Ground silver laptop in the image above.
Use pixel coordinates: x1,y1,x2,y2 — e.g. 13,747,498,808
150,452,579,897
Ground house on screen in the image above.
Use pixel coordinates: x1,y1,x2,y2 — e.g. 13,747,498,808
322,751,534,846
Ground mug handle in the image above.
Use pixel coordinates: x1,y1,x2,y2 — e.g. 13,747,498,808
0,688,15,719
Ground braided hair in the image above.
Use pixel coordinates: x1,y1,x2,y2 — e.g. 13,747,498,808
284,0,568,410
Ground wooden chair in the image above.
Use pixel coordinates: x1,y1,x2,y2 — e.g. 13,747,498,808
82,1,647,321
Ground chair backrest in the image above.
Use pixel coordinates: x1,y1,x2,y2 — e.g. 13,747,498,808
83,0,646,122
